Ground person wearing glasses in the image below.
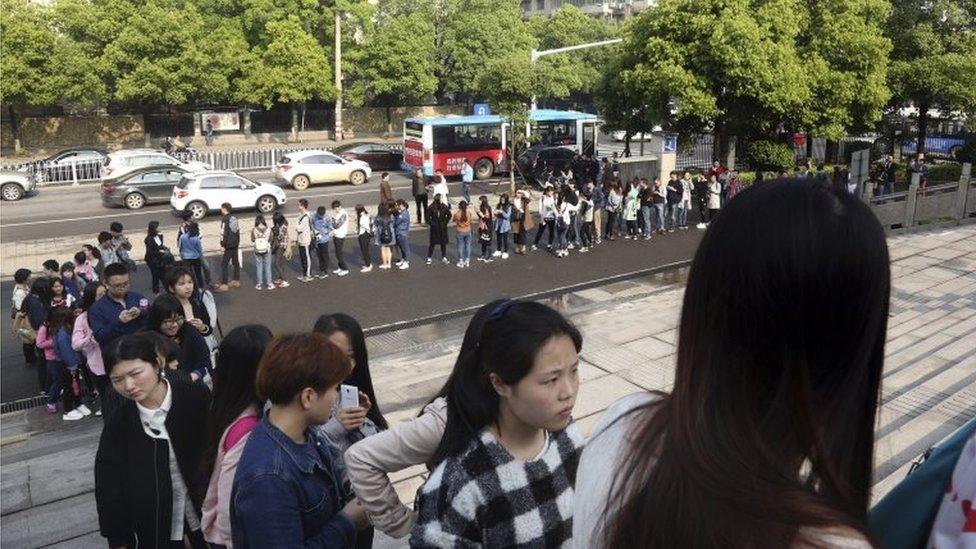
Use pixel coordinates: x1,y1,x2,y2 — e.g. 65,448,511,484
89,263,148,352
145,294,212,383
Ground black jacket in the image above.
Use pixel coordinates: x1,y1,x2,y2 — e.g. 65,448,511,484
144,234,165,265
95,378,211,549
427,202,451,245
173,323,212,379
411,172,427,196
220,214,240,249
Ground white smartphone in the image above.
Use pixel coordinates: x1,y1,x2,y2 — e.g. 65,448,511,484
340,384,359,410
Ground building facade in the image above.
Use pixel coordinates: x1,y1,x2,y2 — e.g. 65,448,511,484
521,0,655,19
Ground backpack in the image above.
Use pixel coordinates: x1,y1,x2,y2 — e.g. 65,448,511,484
579,200,590,217
254,229,270,255
379,221,393,245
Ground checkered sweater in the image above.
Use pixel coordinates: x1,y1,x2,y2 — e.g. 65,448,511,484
410,422,583,548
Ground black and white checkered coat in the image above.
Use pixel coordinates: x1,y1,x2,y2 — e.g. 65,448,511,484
410,422,583,548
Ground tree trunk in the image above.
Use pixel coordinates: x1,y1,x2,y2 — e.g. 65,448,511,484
915,100,930,157
386,106,393,137
290,103,298,142
624,133,631,157
509,129,516,194
8,105,21,153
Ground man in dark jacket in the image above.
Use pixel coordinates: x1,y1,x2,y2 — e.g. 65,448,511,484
411,168,428,225
665,172,682,232
217,203,241,292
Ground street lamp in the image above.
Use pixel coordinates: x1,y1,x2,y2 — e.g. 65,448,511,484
529,38,622,110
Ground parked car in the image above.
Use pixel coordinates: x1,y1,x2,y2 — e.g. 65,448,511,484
516,145,577,185
101,165,191,210
0,170,38,201
104,149,209,181
272,149,372,190
20,147,108,183
171,170,286,220
331,142,403,170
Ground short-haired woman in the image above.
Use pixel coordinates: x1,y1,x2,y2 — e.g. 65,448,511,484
231,333,369,548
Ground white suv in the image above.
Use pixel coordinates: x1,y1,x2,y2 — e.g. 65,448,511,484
171,171,286,219
272,149,372,190
104,150,209,181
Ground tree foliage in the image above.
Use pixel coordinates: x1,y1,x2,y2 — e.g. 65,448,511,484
609,0,892,144
886,0,976,152
527,5,619,98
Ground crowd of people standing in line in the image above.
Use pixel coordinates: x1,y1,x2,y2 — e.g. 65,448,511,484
12,175,973,547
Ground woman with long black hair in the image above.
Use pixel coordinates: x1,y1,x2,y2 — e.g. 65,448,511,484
200,324,273,548
344,299,505,539
95,332,211,548
411,300,583,547
145,220,168,294
312,313,387,549
574,178,891,548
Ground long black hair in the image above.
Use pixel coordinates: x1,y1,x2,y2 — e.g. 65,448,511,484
429,300,582,468
313,313,388,430
78,281,102,312
603,178,890,547
145,294,185,334
200,324,273,478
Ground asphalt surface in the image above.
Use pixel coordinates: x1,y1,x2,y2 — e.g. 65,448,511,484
0,170,504,242
0,220,705,401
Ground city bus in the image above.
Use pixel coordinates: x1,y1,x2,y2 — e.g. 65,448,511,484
402,109,599,179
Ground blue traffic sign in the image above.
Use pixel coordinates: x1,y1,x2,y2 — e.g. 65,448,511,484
473,103,491,116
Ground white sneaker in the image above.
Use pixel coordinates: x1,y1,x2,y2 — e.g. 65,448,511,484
531,245,538,251
360,265,373,273
95,409,102,416
332,268,342,274
426,258,432,265
501,253,509,259
379,264,391,270
492,250,502,257
399,262,410,270
442,258,450,264
337,269,349,276
457,261,465,268
567,244,575,250
696,223,706,229
62,409,85,421
394,260,404,267
579,247,589,253
78,404,92,416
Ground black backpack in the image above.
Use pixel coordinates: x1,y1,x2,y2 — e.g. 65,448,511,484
379,220,393,245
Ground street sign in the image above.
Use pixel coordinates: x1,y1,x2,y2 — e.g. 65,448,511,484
473,103,491,116
663,136,677,153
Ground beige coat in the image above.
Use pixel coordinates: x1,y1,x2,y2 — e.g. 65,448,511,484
344,398,447,538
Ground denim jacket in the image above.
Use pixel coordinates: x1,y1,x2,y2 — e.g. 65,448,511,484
312,213,333,244
231,418,356,549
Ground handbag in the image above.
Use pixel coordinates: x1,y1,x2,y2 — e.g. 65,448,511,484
12,312,36,343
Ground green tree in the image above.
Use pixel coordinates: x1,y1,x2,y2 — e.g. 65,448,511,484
886,0,976,154
527,5,619,99
1,0,105,150
99,2,248,107
350,4,437,107
611,0,891,160
236,16,335,110
439,0,536,100
476,51,535,191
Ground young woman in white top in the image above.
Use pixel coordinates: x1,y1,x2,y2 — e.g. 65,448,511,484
574,178,890,548
532,186,557,250
678,171,693,229
706,173,722,224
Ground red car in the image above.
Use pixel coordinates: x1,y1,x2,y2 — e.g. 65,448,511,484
332,142,404,170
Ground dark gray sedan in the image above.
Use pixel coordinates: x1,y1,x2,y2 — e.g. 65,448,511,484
101,165,190,209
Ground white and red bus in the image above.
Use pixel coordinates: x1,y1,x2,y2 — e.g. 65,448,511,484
403,109,599,179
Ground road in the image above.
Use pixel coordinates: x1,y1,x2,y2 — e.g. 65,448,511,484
0,221,706,401
0,170,510,242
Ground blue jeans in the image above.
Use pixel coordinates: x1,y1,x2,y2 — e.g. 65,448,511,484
462,182,471,203
572,215,582,246
556,225,568,251
457,232,471,262
640,206,652,236
255,253,272,286
653,203,666,232
677,204,689,227
46,360,64,405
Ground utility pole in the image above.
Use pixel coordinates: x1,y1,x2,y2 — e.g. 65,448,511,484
334,11,343,142
530,38,622,110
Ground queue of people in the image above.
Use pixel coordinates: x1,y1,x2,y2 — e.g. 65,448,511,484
10,176,968,548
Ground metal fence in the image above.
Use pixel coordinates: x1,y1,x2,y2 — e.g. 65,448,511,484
1,143,406,186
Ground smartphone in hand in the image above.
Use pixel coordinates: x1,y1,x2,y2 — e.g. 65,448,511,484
340,384,359,410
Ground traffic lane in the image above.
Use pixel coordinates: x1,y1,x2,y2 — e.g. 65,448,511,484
0,225,705,401
0,173,499,242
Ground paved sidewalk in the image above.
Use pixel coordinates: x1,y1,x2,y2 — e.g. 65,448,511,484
2,224,973,548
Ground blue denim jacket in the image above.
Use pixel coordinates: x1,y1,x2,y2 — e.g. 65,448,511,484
393,210,410,235
312,213,333,244
231,417,356,549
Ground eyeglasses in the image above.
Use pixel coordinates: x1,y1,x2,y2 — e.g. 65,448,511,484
161,317,185,327
106,280,130,290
